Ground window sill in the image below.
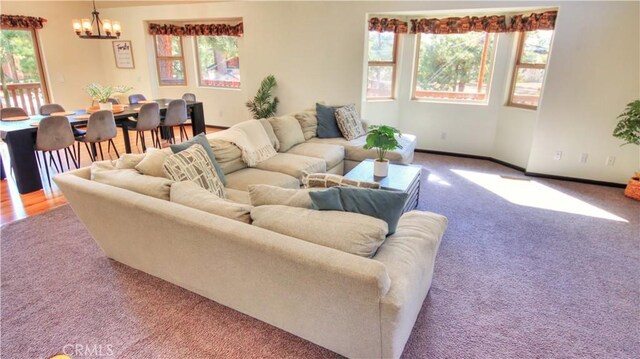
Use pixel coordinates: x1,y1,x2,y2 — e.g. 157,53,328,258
411,98,489,106
197,86,242,91
365,98,396,103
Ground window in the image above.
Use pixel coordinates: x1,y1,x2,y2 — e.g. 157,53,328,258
508,30,553,109
366,31,397,99
413,32,496,103
154,35,186,86
195,36,240,88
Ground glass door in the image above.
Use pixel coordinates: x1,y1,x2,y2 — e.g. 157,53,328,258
0,28,49,115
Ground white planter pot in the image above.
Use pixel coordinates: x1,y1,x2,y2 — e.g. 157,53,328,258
99,102,113,111
374,159,389,177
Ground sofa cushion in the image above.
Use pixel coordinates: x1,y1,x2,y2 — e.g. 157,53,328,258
302,171,380,189
225,188,251,205
248,184,314,208
207,138,247,175
115,153,145,169
92,167,172,200
316,103,342,138
251,205,388,257
224,168,300,191
310,187,408,235
286,142,344,170
171,133,225,185
135,148,170,178
255,153,326,180
163,144,226,198
293,110,318,140
259,118,280,152
268,115,305,152
335,104,366,141
170,181,252,223
309,134,417,164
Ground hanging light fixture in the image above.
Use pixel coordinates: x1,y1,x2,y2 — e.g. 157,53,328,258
72,0,121,39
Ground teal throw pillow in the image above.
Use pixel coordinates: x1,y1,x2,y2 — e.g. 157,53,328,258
309,188,344,211
309,187,407,234
316,103,343,138
170,133,226,185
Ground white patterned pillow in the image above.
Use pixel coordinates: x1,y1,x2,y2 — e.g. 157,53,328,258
163,144,225,198
335,104,366,141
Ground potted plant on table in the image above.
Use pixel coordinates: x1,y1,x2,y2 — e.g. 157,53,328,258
86,83,133,111
363,125,402,177
613,100,640,200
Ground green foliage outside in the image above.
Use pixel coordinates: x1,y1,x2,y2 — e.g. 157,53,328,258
1,29,40,84
368,31,394,62
197,36,239,78
613,100,640,146
245,75,278,119
364,125,403,162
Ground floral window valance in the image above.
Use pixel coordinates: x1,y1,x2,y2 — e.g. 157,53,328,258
410,11,557,34
148,22,243,37
368,17,408,33
0,15,47,29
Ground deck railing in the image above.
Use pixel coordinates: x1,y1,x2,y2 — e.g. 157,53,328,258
1,83,46,116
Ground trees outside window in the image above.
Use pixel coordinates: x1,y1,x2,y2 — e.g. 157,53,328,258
196,36,240,88
154,35,186,86
367,31,397,99
508,30,554,109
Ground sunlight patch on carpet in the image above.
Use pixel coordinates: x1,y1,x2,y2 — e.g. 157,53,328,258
427,173,451,186
451,169,628,222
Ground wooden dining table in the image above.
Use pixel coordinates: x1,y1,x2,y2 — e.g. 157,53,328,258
0,99,205,194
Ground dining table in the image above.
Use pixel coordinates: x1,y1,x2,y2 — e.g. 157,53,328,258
0,99,205,194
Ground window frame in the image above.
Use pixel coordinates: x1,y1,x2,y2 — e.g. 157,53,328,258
366,31,398,100
411,32,496,104
507,31,552,110
194,35,241,89
153,34,187,87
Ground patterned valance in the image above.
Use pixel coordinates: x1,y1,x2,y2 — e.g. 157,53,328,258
508,11,557,31
411,15,508,34
368,17,408,33
0,15,46,29
148,22,243,37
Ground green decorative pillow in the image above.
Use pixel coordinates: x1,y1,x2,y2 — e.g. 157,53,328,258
309,187,407,234
170,133,226,185
163,144,226,198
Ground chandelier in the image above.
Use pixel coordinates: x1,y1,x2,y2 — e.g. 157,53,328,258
72,0,121,39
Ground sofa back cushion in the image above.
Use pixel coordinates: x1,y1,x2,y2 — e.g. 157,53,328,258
259,118,280,151
171,181,252,223
134,148,170,178
251,205,388,257
91,164,172,200
208,138,248,175
115,153,145,169
163,144,226,198
294,110,318,140
248,184,313,208
315,103,342,138
335,104,366,141
268,115,306,152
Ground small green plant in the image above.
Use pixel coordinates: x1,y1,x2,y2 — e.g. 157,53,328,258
613,100,640,146
245,75,279,119
363,125,402,162
86,83,132,103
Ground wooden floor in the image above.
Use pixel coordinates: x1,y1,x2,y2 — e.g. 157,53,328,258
0,125,219,225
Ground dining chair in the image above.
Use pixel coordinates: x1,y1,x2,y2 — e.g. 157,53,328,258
0,107,28,119
160,99,189,144
35,116,78,187
39,104,65,116
130,102,161,151
181,93,196,102
107,98,120,105
75,110,119,164
128,94,147,105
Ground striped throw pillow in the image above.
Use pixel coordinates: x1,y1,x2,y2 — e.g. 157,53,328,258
335,104,366,141
163,144,225,198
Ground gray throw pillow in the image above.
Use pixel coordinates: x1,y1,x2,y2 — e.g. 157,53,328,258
309,188,343,211
170,133,226,185
315,103,342,138
309,187,407,235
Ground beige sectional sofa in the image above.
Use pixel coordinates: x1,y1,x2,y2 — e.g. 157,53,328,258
53,108,446,358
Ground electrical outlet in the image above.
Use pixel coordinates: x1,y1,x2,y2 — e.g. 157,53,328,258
606,156,616,166
440,132,447,140
580,153,588,164
554,151,562,161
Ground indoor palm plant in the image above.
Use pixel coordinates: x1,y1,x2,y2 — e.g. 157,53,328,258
86,83,132,110
363,125,402,177
613,100,640,200
245,75,279,119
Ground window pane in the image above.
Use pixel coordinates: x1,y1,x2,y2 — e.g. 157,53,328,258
196,36,241,88
368,31,395,62
155,35,182,56
157,59,185,85
415,32,496,102
511,67,545,107
367,66,393,98
520,30,553,64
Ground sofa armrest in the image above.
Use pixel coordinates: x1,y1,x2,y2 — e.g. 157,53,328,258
361,119,370,133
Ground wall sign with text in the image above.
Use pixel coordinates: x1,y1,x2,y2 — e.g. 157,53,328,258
112,40,135,69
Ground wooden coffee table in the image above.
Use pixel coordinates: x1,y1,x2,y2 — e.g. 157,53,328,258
344,159,421,213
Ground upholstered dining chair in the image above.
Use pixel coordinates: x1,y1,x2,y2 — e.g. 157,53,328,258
128,94,147,105
130,102,161,151
107,98,120,105
35,116,78,187
0,107,28,119
75,110,119,164
160,99,189,144
181,93,196,102
39,103,87,152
